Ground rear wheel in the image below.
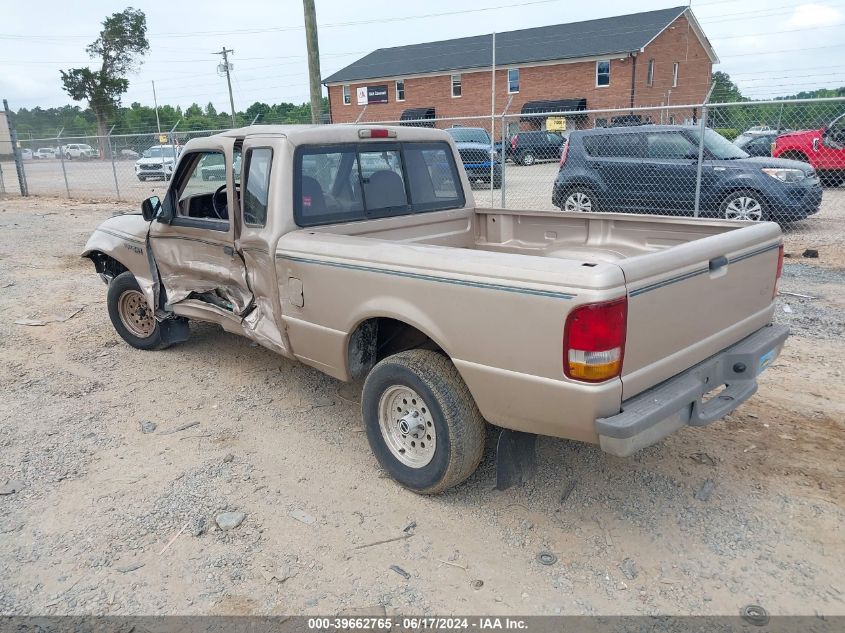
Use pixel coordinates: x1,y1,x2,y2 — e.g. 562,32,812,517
819,170,845,188
520,151,536,166
562,187,597,213
720,189,768,221
362,350,485,494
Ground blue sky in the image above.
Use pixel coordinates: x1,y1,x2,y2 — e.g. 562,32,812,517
1,0,844,111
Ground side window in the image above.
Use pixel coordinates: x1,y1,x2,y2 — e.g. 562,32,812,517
583,134,642,158
645,132,697,159
451,74,462,98
242,148,272,227
178,152,226,205
596,60,610,87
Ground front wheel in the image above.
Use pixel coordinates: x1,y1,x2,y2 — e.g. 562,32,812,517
520,151,536,166
107,271,182,350
720,190,768,221
362,350,486,494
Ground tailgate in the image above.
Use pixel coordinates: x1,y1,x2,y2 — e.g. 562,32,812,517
618,222,782,400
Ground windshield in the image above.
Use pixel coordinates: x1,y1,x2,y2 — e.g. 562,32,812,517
689,128,749,160
142,146,177,158
446,128,491,144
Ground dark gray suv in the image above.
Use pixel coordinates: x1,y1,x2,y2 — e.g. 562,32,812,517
552,125,822,223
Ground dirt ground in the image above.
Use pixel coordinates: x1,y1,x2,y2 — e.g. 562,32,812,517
0,195,843,617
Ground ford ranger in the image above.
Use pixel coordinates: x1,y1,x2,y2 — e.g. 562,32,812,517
83,124,788,494
772,111,845,187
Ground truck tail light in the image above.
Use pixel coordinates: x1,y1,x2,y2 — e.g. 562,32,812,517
773,244,784,299
563,298,627,382
358,128,396,139
559,138,570,168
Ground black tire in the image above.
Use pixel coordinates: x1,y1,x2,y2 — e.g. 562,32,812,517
520,151,536,166
107,271,182,351
492,177,502,189
138,176,146,182
560,185,599,212
719,189,769,222
362,349,485,494
819,170,845,188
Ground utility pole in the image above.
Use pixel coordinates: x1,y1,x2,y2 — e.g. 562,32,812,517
213,47,237,127
152,80,161,134
303,0,323,124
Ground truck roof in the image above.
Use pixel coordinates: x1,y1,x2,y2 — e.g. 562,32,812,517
207,124,451,145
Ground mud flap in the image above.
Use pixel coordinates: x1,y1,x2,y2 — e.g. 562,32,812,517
160,317,190,345
495,429,538,491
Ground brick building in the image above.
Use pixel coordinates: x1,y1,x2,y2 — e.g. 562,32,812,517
323,6,717,134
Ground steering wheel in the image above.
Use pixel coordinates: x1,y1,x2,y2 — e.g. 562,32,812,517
212,184,228,219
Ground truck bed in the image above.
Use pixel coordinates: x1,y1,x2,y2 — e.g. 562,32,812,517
277,207,781,431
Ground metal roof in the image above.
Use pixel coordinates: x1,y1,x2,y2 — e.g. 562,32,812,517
324,6,696,84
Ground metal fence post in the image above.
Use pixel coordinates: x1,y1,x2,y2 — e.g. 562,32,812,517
693,83,716,217
107,126,121,200
0,162,6,195
57,128,70,198
3,99,28,196
500,96,514,209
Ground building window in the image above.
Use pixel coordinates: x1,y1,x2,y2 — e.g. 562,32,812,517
672,62,679,88
596,60,610,87
396,79,405,102
508,68,520,94
342,85,351,105
451,74,462,98
646,59,654,86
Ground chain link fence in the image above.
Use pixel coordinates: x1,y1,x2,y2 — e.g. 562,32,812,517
2,98,843,235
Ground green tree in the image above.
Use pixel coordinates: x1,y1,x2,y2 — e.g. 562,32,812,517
710,71,745,104
60,7,149,156
205,102,217,117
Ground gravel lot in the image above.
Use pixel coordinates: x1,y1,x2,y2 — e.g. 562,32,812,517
0,195,843,617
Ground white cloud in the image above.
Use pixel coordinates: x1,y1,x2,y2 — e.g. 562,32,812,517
786,3,844,28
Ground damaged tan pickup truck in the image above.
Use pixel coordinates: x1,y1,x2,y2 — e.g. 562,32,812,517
83,124,788,494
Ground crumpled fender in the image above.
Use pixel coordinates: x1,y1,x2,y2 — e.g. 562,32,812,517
82,213,157,311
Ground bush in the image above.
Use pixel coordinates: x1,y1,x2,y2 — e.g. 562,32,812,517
714,128,741,141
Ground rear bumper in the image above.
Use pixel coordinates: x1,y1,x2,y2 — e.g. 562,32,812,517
595,323,788,457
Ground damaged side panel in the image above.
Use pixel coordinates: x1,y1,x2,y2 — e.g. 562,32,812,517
149,234,253,315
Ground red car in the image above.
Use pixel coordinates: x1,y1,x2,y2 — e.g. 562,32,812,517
772,112,845,187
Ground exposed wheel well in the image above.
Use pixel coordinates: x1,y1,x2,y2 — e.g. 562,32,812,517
779,150,809,162
85,250,129,281
347,317,444,380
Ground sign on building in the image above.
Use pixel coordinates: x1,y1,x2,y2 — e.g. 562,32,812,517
356,85,389,106
546,117,567,132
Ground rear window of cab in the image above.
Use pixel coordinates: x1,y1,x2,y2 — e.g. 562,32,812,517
293,141,465,227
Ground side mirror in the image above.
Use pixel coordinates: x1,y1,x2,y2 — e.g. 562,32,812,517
141,196,161,222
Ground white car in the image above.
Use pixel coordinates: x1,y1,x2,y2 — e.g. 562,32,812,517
63,143,96,160
34,148,56,159
745,125,773,136
21,148,33,160
135,145,180,181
